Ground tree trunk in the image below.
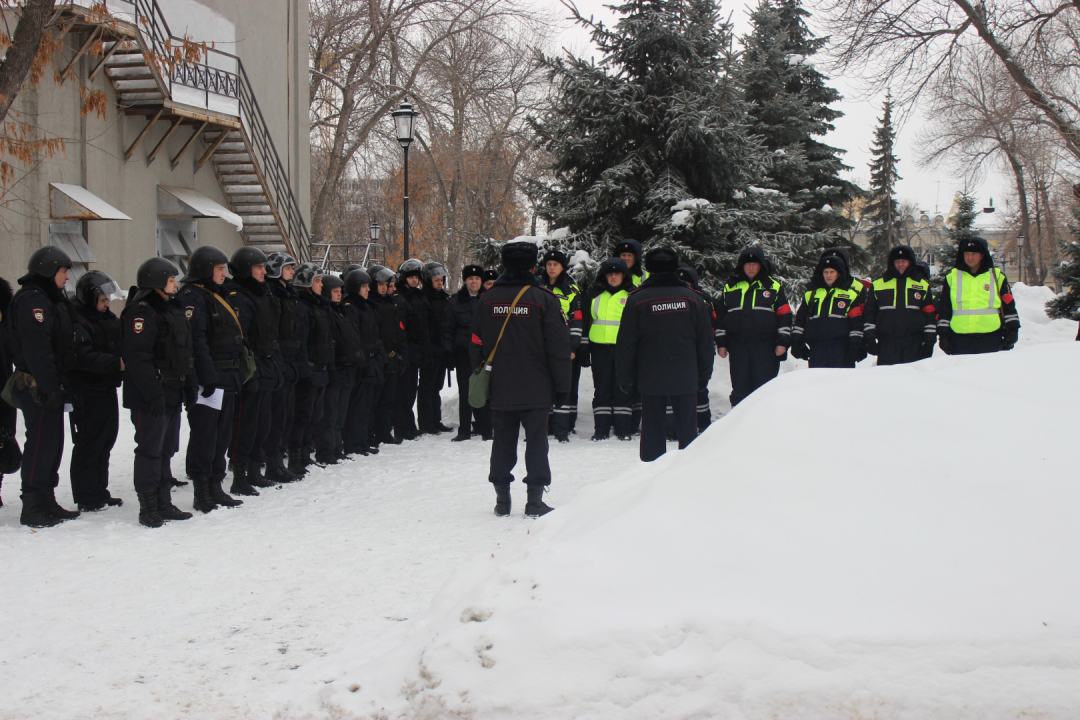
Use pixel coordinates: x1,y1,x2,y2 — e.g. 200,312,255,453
1004,149,1033,285
0,0,58,127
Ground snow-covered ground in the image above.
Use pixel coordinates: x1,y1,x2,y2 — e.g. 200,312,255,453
1,285,1077,719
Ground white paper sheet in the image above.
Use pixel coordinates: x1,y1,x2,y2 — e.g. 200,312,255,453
195,387,225,411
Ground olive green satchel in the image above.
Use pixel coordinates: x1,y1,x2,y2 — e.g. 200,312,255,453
468,285,529,409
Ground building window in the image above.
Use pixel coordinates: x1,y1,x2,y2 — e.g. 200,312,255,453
157,218,198,274
49,221,97,291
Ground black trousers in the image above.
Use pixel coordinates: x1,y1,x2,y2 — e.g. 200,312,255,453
808,339,855,369
877,335,926,366
454,348,491,438
264,380,295,457
232,385,273,466
394,362,420,437
19,399,65,493
641,393,697,462
186,393,236,481
319,368,354,456
131,407,181,495
69,389,119,505
345,378,378,452
590,344,632,437
550,359,581,439
417,359,446,431
951,330,1003,355
489,407,551,487
696,388,711,430
374,358,401,442
291,382,326,450
728,337,781,407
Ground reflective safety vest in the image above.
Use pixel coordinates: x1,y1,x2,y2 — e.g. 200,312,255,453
871,275,931,309
803,284,861,317
588,289,628,344
724,276,783,310
947,267,1005,334
549,284,579,318
630,269,649,288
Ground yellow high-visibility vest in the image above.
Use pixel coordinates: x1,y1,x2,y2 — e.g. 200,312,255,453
588,289,628,344
947,267,1005,334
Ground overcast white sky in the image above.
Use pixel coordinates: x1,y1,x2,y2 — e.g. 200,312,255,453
548,0,1010,220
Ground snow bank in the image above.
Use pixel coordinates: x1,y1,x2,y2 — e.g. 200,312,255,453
1012,282,1077,343
301,343,1080,719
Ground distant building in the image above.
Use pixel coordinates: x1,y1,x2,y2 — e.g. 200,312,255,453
0,0,310,290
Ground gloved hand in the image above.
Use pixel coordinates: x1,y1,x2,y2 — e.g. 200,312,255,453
200,384,218,398
939,330,953,355
149,395,167,418
577,348,591,367
444,352,456,371
864,337,878,356
847,343,867,364
183,381,197,407
297,377,312,393
553,391,569,407
790,342,809,361
1002,328,1018,351
43,389,64,410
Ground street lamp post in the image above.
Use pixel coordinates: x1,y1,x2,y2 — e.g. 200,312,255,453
1016,232,1025,284
392,101,420,261
369,221,380,243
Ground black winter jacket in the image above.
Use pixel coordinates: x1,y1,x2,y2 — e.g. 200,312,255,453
470,271,571,410
715,247,793,349
7,274,77,395
374,291,408,361
70,300,122,393
444,285,483,353
425,285,451,356
121,290,194,411
269,278,302,383
296,288,334,387
396,283,430,362
226,276,284,390
864,246,937,346
615,273,714,396
176,281,244,394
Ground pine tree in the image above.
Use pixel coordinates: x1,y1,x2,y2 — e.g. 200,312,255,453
863,93,901,274
922,191,976,293
1046,209,1080,320
526,0,829,294
740,0,861,235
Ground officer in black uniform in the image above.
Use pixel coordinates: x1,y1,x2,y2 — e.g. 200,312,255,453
369,264,406,447
290,263,334,470
69,270,124,512
444,264,491,441
176,246,245,512
471,242,571,518
121,258,196,527
394,258,430,440
342,268,383,456
418,262,453,435
7,247,79,527
482,269,498,291
226,247,286,495
262,251,303,481
319,273,364,462
616,248,714,462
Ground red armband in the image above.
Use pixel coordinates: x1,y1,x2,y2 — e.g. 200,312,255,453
572,310,582,321
471,333,483,345
922,304,936,314
775,303,792,316
399,321,405,330
849,304,864,318
1002,293,1014,304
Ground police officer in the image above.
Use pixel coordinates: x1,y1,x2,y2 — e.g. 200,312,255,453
394,258,430,440
445,264,491,441
864,245,937,365
369,264,407,447
418,262,453,434
482,269,498,291
539,250,583,443
290,263,334,470
319,273,363,463
616,248,714,462
677,262,717,429
937,237,1020,355
69,270,124,511
342,268,383,456
614,239,648,287
791,254,867,368
7,247,79,527
121,258,196,526
581,257,635,441
176,246,245,511
226,247,284,494
715,247,792,407
471,241,571,517
263,251,303,481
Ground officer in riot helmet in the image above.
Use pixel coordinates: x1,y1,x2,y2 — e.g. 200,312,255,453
393,258,430,440
262,251,304,480
8,246,80,527
121,257,196,527
175,245,245,512
369,264,406,446
419,261,453,434
318,273,363,463
342,267,383,456
289,262,335,470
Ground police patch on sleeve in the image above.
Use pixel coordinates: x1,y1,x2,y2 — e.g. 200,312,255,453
185,306,194,319
32,309,44,322
133,319,145,334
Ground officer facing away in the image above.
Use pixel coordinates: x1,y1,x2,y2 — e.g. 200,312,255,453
471,241,571,518
616,248,714,462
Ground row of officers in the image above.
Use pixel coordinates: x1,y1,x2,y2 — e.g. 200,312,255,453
0,233,1019,527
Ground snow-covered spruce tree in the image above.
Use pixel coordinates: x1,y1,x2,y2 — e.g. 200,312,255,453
863,93,902,274
526,0,828,294
739,0,860,235
1046,210,1080,320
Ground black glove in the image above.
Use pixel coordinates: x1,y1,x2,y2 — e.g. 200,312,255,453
1002,328,1018,351
577,348,591,367
297,377,312,393
444,352,456,371
939,331,953,356
864,337,878,356
847,343,867,364
200,384,218,398
149,395,167,418
43,389,64,410
183,381,197,407
790,342,809,361
553,391,569,407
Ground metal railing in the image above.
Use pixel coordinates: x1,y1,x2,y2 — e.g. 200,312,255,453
109,0,311,262
312,243,385,272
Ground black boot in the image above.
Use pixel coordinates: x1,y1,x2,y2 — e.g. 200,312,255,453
157,481,192,521
302,446,321,468
287,448,308,478
266,452,300,483
525,485,553,518
19,490,63,528
45,491,80,520
493,484,511,517
78,500,108,512
434,422,454,433
229,461,259,496
192,477,217,513
137,490,164,528
104,494,124,506
451,432,470,442
247,460,276,488
209,478,243,507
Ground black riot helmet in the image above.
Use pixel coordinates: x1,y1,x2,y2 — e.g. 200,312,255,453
371,266,394,284
398,258,425,278
344,268,371,294
28,246,73,278
136,257,180,290
343,264,364,277
228,247,267,280
320,273,344,300
75,270,121,308
182,246,229,283
424,262,449,285
265,251,297,280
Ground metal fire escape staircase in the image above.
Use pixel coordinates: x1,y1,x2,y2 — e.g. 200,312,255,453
57,0,311,262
